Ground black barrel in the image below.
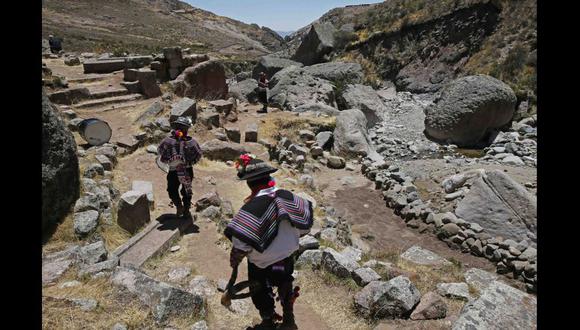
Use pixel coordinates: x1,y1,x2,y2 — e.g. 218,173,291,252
78,118,112,146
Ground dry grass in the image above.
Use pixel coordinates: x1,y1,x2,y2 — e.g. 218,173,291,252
43,213,80,255
42,273,155,329
295,269,371,330
258,113,336,144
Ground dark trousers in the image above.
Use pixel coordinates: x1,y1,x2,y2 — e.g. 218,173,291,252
248,255,295,319
166,167,193,208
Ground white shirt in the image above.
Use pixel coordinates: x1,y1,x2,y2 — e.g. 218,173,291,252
232,187,310,268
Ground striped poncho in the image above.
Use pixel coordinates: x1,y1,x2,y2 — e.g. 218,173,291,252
225,189,313,253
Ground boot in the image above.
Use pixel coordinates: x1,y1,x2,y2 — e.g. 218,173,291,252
246,317,276,330
173,200,184,217
257,104,268,113
182,204,191,219
277,312,297,330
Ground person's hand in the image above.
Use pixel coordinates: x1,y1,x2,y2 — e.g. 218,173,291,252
230,248,248,268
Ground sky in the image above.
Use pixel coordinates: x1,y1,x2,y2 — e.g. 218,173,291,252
184,0,384,31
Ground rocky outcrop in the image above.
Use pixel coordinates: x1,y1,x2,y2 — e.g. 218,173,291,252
354,276,421,319
200,139,248,161
268,66,337,111
42,89,80,232
303,62,363,84
173,60,228,100
338,84,386,127
251,55,303,80
424,75,517,146
228,79,259,103
292,22,336,66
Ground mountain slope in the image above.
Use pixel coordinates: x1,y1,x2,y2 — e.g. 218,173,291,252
42,0,285,59
284,0,536,111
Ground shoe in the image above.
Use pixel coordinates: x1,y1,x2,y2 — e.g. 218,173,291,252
246,318,276,330
182,208,191,219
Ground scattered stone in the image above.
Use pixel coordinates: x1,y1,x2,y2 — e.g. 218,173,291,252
464,268,499,292
354,276,421,319
352,267,381,287
111,267,206,323
224,126,241,143
84,163,105,178
341,246,362,262
327,156,346,169
436,282,472,301
200,139,248,161
74,210,100,237
170,245,181,252
189,276,215,297
168,267,191,282
321,248,360,278
195,192,222,211
315,131,333,150
299,235,319,252
59,280,82,289
400,246,451,266
146,145,158,154
170,97,197,123
117,191,151,234
71,298,98,311
190,320,209,330
410,291,447,320
132,180,155,209
79,240,108,265
296,249,323,269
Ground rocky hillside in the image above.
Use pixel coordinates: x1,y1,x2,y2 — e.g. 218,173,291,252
42,0,285,59
284,0,536,114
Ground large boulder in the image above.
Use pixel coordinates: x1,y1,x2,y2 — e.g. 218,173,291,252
251,55,303,80
173,60,228,100
452,281,536,329
117,191,151,234
455,170,537,242
111,267,206,324
354,276,421,319
292,22,337,66
332,109,378,159
338,84,386,127
424,75,517,147
42,90,80,232
303,62,363,84
228,79,259,103
200,139,248,161
268,66,337,111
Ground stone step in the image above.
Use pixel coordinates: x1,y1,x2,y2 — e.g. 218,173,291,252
114,217,193,268
89,87,130,99
68,74,114,84
73,93,143,109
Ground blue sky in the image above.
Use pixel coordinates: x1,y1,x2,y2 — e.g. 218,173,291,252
184,0,384,31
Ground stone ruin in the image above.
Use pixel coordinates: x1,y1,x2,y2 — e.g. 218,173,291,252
151,47,209,81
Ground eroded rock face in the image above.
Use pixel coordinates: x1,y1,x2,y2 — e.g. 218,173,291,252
303,62,363,84
333,109,377,158
252,55,303,80
42,89,80,232
424,75,517,147
455,170,537,242
452,281,537,330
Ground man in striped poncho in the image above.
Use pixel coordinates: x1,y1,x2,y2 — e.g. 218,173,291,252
225,154,314,330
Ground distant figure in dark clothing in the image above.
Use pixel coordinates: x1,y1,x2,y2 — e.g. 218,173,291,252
48,35,63,54
257,72,269,113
